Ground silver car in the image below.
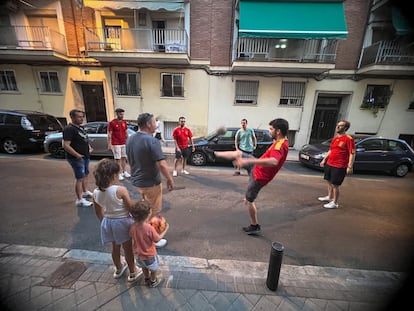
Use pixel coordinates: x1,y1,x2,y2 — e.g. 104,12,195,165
44,121,136,158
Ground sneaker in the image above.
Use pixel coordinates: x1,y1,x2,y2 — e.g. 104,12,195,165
123,171,131,178
144,277,151,286
113,262,128,279
242,224,262,235
76,198,93,207
181,170,189,175
127,266,143,282
323,201,339,209
82,191,93,199
119,173,124,181
317,195,331,202
155,239,167,248
149,277,161,288
172,170,177,177
233,171,241,176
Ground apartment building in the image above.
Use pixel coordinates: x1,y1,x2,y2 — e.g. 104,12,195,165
0,0,413,149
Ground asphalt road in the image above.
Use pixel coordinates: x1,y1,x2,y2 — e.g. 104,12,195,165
1,152,414,274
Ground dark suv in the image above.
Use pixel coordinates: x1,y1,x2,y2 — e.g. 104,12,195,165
0,110,63,154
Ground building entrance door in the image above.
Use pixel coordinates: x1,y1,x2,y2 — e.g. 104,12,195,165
310,97,341,144
81,84,107,122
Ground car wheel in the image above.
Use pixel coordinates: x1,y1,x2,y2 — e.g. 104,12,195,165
189,151,207,166
394,163,409,177
2,138,19,154
49,142,65,158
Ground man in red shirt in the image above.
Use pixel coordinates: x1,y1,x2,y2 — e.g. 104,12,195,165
108,108,130,180
172,116,195,177
318,120,355,209
211,118,289,235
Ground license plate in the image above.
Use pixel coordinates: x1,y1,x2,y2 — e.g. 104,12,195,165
300,154,310,160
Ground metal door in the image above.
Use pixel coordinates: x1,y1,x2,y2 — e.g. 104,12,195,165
310,97,341,144
81,84,107,122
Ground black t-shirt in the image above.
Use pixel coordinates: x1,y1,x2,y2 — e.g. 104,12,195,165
63,124,90,159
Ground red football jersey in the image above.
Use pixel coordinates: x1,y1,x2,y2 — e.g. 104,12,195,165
327,135,355,168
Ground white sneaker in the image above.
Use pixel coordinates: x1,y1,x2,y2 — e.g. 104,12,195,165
318,196,331,202
172,170,177,177
119,173,124,181
123,171,131,178
76,198,93,207
181,170,189,175
82,191,93,199
323,201,339,209
155,239,167,248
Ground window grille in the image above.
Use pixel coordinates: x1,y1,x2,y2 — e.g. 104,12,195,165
161,73,184,97
279,81,306,106
0,70,18,91
116,72,140,96
39,71,61,93
235,80,259,105
361,85,391,109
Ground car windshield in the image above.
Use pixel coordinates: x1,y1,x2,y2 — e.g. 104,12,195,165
27,115,62,131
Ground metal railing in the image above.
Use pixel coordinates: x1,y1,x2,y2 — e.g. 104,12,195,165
359,40,414,67
85,27,188,54
0,25,67,55
236,38,338,63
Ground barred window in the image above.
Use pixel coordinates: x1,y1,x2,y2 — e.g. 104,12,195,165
116,72,140,96
235,80,259,105
279,81,306,106
161,73,184,97
39,71,61,93
0,70,18,92
361,85,391,109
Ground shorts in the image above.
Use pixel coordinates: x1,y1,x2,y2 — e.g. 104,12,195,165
67,157,90,179
136,255,159,272
155,132,162,140
136,183,162,215
175,147,191,159
101,217,134,245
323,164,347,186
111,145,126,160
245,174,264,203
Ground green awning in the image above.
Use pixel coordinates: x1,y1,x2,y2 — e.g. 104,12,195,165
239,1,348,39
392,6,413,36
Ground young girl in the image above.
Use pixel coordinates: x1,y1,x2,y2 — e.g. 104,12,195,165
93,158,141,282
130,200,169,287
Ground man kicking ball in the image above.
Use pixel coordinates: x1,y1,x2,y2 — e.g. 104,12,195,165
212,118,289,235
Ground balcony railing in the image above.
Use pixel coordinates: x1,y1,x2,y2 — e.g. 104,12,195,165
359,40,414,67
0,25,67,55
235,38,338,63
85,28,188,54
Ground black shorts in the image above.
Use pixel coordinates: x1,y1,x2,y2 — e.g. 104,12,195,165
323,164,347,185
175,147,191,159
245,174,264,203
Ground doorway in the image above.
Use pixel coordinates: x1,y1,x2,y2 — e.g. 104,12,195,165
81,84,107,122
310,96,341,144
153,20,165,52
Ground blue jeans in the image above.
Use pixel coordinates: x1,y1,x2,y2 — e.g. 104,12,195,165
67,157,90,179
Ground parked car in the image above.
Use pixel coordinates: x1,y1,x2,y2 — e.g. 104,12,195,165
44,121,136,158
188,127,274,166
299,136,414,177
0,109,63,154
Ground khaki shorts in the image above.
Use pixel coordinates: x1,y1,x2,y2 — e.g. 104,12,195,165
136,183,163,216
112,145,126,159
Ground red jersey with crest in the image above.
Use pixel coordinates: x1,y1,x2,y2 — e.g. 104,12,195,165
327,135,355,168
108,119,128,145
253,138,289,186
172,126,193,149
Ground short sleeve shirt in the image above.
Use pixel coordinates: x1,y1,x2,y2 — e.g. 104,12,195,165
63,124,89,159
108,119,128,145
236,128,255,153
172,126,193,149
327,135,355,168
130,223,160,259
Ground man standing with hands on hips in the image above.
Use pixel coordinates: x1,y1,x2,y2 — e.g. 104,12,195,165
172,116,195,177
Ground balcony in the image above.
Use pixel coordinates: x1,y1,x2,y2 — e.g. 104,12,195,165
0,25,68,63
358,40,414,76
85,28,189,65
232,38,338,74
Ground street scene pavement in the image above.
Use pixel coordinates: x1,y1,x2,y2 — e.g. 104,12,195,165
1,148,413,310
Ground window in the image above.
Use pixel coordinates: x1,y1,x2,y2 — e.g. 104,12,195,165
235,80,259,105
161,73,184,97
39,71,61,93
0,70,18,92
116,72,140,96
359,139,385,151
279,81,306,106
361,85,391,109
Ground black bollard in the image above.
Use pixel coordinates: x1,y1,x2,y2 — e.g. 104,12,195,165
266,242,284,291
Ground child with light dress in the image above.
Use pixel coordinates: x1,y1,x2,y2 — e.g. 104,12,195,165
93,158,141,282
130,200,169,287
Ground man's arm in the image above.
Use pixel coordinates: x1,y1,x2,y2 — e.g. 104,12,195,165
320,150,331,167
157,159,174,191
63,140,83,159
107,129,113,150
252,130,257,149
235,155,278,168
235,130,240,151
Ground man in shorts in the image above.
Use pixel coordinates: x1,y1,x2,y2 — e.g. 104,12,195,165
63,109,93,207
172,116,195,177
108,108,130,180
318,120,355,209
126,113,174,248
234,118,257,175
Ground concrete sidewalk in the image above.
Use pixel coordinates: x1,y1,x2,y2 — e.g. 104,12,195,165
0,243,405,311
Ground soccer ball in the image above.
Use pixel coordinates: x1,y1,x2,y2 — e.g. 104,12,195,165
149,215,167,234
216,126,227,135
